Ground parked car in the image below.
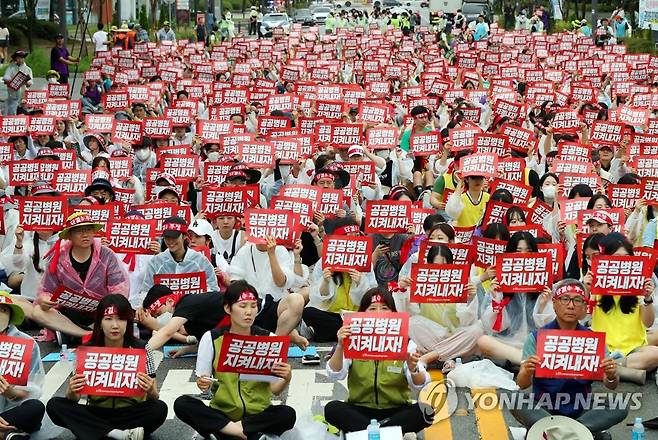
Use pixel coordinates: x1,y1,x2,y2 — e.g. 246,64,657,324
461,0,492,23
312,6,332,23
260,13,292,37
293,8,315,25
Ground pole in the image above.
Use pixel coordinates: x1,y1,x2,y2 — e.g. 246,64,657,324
58,0,67,40
591,0,596,26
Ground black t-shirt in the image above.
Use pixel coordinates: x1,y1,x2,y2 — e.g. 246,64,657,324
70,252,92,282
173,292,226,339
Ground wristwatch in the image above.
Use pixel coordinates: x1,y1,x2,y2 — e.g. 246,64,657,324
643,297,654,305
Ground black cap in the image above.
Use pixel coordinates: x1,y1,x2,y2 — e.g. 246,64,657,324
162,216,188,239
55,33,64,39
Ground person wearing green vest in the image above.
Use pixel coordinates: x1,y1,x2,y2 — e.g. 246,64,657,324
390,13,401,28
174,281,296,440
324,288,433,435
302,219,378,342
325,12,337,34
47,294,167,440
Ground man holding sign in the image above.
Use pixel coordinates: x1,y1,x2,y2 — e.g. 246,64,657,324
174,282,296,440
2,50,32,115
513,279,626,436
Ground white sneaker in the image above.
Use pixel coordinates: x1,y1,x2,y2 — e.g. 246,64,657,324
127,427,144,440
403,433,417,440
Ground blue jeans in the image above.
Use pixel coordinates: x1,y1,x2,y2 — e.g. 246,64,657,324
5,95,19,115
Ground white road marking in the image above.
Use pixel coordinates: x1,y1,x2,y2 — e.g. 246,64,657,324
41,361,72,403
159,369,201,419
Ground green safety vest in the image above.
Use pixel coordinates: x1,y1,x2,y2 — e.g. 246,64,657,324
347,359,411,409
390,18,400,28
209,327,273,421
326,16,337,31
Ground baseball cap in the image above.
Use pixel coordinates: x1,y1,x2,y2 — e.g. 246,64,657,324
586,210,614,226
162,216,188,239
347,144,363,157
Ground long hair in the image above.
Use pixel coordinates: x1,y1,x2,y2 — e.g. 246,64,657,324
597,233,638,314
32,233,43,273
87,294,137,347
506,231,538,253
426,244,453,264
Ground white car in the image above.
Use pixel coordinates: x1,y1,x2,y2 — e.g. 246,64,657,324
260,13,292,36
312,6,332,23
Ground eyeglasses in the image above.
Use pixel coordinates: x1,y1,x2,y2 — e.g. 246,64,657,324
556,296,587,306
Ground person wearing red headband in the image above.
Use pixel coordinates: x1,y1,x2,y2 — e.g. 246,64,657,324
512,279,626,437
47,295,167,440
33,212,129,340
174,281,296,440
477,232,554,366
303,220,377,342
325,288,432,435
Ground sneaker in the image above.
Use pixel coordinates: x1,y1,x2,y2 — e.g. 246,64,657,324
403,434,418,440
126,427,145,440
297,320,315,340
5,430,30,440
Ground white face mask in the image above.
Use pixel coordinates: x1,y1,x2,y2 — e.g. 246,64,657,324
206,151,220,162
542,185,557,200
48,77,59,84
135,149,151,161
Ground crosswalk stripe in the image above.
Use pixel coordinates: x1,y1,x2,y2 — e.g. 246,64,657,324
422,370,453,440
41,361,72,403
471,388,509,440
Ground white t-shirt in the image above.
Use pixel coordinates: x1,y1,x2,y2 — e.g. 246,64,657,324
92,30,108,52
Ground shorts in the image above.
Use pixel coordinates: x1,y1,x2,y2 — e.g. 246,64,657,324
254,294,280,333
0,40,7,48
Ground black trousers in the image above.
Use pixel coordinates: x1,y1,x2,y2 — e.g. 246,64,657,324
302,307,343,342
1,399,45,433
47,397,168,440
324,400,431,434
174,395,295,440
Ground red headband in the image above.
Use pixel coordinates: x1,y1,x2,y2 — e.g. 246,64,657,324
413,112,429,120
554,284,586,299
103,305,118,317
313,172,335,183
334,224,360,236
238,291,258,302
148,293,184,314
371,294,386,304
162,222,188,234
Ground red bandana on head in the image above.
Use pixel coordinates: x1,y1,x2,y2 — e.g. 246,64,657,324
103,305,118,317
163,222,188,234
413,112,429,120
553,284,586,299
312,172,335,184
371,294,386,305
238,291,258,303
334,225,360,236
148,293,185,314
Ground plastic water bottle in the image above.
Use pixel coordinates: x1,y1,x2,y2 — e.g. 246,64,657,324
632,417,645,440
133,323,141,340
455,357,463,367
59,344,68,362
367,419,380,440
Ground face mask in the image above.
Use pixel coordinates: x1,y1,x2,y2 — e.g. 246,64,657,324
135,149,151,161
542,185,557,200
0,311,9,333
156,312,173,326
206,151,220,162
48,77,58,84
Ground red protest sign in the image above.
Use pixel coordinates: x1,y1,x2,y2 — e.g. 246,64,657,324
551,110,581,133
560,173,601,198
450,126,481,151
329,123,362,147
204,162,234,186
409,131,442,156
48,83,70,98
538,243,565,280
142,118,173,139
608,184,642,210
410,207,434,235
343,312,408,361
482,201,520,226
366,125,399,150
0,143,11,165
257,116,290,136
28,116,55,136
473,236,507,269
271,137,302,165
589,120,624,145
535,330,605,380
132,202,186,233
616,106,649,127
76,347,146,397
244,208,301,248
51,287,99,313
641,177,658,205
271,196,313,226
0,335,33,385
358,102,389,124
6,71,30,91
493,99,522,120
162,154,199,180
53,170,91,196
202,186,256,216
560,197,590,225
217,333,290,376
590,255,653,296
197,120,233,143
338,161,376,185
18,196,67,232
460,153,498,178
9,160,60,186
322,235,373,272
474,133,510,156
551,160,594,176
153,272,208,295
105,220,158,254
409,264,470,303
85,114,115,134
239,142,275,169
318,188,343,218
112,120,143,144
364,200,411,234
418,242,475,266
102,90,129,110
501,123,537,154
496,253,552,293
0,115,29,136
280,184,321,210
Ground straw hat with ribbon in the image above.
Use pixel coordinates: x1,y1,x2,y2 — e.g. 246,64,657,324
44,212,104,273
